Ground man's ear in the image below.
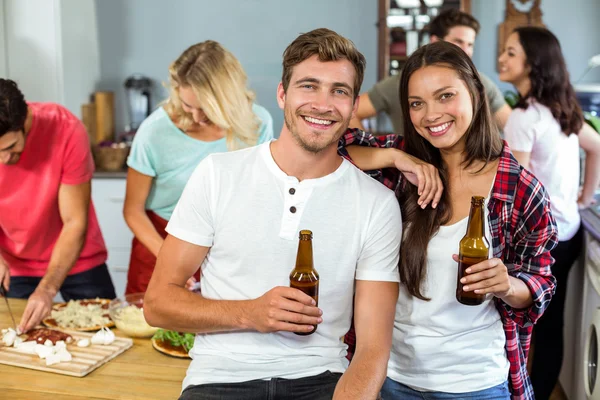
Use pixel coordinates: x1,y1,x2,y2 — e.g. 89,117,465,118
430,35,440,44
351,94,360,119
276,82,286,110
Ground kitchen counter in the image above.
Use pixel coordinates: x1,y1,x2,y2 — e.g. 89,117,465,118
581,192,600,241
0,299,188,399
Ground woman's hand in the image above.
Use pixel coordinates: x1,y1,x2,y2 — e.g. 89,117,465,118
452,254,533,308
393,151,443,209
578,192,597,209
453,255,512,298
185,276,199,291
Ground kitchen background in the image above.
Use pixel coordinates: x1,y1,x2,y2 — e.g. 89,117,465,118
0,0,598,135
0,1,599,399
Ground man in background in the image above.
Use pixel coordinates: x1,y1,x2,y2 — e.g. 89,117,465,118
0,79,116,332
350,8,512,133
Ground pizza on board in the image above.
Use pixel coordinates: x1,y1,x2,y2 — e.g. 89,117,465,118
25,327,74,345
151,330,193,359
42,298,114,331
151,338,189,358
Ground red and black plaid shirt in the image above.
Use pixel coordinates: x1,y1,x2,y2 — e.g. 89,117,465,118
339,129,558,400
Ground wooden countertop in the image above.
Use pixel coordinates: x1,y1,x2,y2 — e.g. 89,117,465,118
0,299,189,399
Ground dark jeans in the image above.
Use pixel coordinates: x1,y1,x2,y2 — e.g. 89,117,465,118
530,225,584,400
179,371,342,400
7,263,116,301
381,378,510,399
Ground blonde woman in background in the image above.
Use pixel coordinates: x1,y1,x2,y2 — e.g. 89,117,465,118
123,41,273,295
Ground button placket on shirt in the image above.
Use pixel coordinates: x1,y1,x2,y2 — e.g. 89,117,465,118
288,186,297,213
279,181,312,240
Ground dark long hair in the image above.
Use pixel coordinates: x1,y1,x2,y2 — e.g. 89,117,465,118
513,26,583,135
398,41,503,300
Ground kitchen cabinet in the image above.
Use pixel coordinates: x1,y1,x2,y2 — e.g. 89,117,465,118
377,0,471,80
91,178,132,298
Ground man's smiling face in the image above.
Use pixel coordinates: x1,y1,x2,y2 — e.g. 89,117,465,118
277,55,358,154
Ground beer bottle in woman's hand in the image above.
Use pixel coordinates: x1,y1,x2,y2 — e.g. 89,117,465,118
456,196,488,306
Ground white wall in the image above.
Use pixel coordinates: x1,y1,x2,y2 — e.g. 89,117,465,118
0,1,7,77
58,0,101,116
4,0,62,104
1,0,100,117
95,0,378,135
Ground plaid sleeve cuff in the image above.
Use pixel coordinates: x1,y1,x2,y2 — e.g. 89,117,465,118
338,129,403,190
497,268,557,327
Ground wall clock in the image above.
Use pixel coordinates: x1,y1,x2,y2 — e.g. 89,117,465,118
497,0,545,70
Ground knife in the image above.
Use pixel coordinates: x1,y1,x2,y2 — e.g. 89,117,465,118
0,286,18,332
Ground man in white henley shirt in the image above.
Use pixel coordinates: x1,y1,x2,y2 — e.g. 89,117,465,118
144,28,422,400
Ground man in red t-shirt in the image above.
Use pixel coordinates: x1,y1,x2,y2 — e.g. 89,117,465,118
0,79,115,332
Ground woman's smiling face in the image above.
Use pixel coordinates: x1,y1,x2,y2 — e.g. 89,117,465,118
407,64,474,153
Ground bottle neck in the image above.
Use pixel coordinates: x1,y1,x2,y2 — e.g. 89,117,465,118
466,201,485,238
294,239,314,271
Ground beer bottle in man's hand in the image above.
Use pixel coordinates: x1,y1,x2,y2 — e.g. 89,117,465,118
456,196,488,306
290,230,319,335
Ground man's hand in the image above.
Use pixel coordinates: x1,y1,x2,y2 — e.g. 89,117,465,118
0,255,10,292
393,151,443,209
18,286,54,333
245,286,322,334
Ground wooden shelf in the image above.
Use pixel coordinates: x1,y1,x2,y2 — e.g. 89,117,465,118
377,0,471,80
390,54,409,61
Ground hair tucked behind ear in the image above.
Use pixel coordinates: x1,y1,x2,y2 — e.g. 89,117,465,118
397,41,503,300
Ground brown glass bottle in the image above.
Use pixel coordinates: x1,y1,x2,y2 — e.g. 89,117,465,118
456,196,489,306
290,230,319,335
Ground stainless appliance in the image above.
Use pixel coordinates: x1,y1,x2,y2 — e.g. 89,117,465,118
124,74,152,132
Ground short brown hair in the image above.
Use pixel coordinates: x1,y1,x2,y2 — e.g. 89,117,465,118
281,28,366,100
429,9,480,38
0,79,28,137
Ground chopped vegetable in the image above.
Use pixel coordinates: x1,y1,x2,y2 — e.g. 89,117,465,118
152,329,195,352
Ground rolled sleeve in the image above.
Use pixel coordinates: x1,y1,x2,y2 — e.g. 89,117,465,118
480,72,507,114
355,192,402,283
61,120,94,185
498,177,558,327
504,107,539,153
368,75,400,114
127,123,157,177
338,129,403,189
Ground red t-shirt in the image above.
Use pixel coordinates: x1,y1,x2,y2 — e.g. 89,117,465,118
0,102,107,277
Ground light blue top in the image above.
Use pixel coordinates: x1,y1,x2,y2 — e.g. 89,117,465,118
127,103,273,220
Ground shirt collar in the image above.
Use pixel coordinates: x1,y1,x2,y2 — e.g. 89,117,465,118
490,141,521,204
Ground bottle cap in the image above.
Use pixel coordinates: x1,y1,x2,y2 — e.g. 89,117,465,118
299,230,313,239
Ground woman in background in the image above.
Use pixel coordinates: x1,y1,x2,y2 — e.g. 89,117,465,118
339,41,557,399
123,41,273,295
498,26,600,399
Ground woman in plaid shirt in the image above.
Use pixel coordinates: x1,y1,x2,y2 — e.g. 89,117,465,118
338,41,557,399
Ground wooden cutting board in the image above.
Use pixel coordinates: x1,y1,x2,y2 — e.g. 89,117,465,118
0,329,132,377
